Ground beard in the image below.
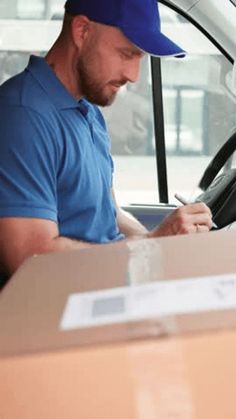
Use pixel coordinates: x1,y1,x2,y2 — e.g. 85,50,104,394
76,54,125,107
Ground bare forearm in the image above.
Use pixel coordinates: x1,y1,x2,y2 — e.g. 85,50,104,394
2,234,96,277
117,208,148,237
1,202,213,276
49,235,95,252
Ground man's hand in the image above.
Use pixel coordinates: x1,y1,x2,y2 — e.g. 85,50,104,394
148,202,213,238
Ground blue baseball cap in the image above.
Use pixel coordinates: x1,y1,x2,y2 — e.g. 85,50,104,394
64,0,185,57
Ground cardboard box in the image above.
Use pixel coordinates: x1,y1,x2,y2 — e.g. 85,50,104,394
1,230,236,418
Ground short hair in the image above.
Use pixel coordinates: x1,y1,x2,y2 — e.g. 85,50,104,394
61,12,73,35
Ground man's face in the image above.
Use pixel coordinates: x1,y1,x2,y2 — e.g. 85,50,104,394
76,23,144,106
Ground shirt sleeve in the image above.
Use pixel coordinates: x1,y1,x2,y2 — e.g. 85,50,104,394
0,105,58,221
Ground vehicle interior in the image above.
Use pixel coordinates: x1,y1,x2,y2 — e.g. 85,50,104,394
1,2,236,417
0,0,235,233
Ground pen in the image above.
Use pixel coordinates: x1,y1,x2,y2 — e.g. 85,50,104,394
174,193,218,229
174,193,189,206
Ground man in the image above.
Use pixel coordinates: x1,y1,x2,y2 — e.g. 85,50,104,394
0,0,213,278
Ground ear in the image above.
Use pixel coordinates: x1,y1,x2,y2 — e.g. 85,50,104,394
71,15,91,49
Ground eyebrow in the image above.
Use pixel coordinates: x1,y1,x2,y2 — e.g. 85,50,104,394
118,46,145,57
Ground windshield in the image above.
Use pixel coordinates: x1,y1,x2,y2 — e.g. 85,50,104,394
231,0,236,6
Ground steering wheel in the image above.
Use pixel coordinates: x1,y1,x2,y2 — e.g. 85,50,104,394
196,130,236,228
199,130,236,191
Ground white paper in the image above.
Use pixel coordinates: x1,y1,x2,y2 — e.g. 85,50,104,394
60,273,236,331
221,222,236,231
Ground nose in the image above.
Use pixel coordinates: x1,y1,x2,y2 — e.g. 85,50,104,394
123,57,141,83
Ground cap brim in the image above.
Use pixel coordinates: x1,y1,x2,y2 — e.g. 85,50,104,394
121,27,186,58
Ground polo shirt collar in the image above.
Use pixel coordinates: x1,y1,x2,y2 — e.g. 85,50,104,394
27,55,90,114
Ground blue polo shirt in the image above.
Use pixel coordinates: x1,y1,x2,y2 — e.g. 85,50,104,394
0,55,123,243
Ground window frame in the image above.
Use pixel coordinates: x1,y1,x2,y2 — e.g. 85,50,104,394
153,0,234,203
